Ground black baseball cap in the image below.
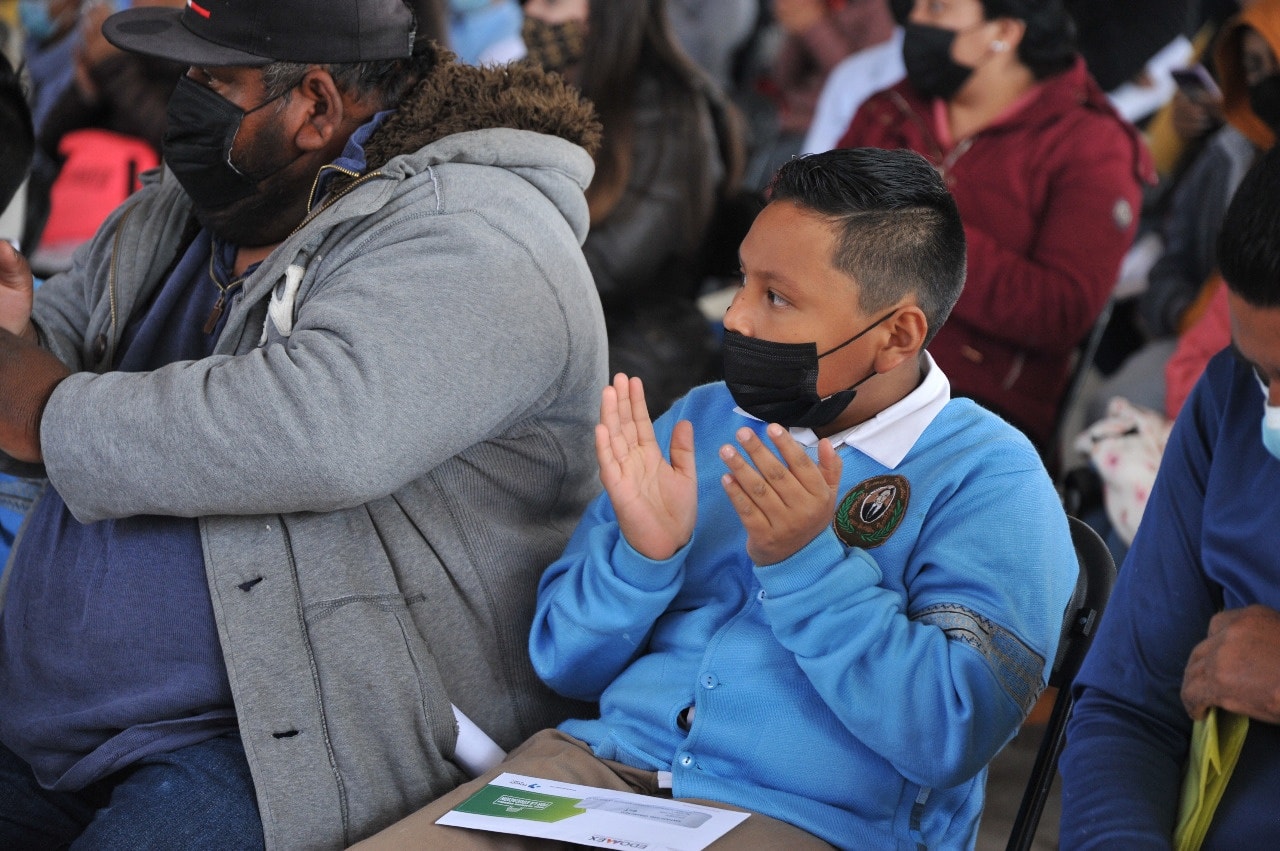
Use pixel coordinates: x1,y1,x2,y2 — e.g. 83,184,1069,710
102,0,417,67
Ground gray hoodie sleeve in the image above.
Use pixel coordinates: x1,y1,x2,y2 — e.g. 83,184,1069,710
29,174,196,372
0,189,170,480
40,207,591,523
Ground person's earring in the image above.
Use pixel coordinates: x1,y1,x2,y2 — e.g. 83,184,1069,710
991,40,1008,52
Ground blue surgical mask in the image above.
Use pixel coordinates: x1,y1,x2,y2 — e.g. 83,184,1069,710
1263,402,1280,460
1254,369,1280,460
19,0,57,44
451,0,494,12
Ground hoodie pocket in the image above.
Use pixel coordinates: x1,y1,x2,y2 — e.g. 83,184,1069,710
304,593,465,823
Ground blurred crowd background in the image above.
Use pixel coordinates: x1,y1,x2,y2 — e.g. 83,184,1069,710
1,0,1272,566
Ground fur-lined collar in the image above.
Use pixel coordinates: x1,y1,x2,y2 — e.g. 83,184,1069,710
358,50,600,177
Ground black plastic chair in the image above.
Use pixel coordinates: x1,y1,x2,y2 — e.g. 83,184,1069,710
1043,297,1116,477
1005,515,1118,851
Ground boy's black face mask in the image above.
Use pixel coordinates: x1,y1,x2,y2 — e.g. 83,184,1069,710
721,311,895,429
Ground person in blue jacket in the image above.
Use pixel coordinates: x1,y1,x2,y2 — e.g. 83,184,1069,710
1060,141,1280,848
355,147,1078,851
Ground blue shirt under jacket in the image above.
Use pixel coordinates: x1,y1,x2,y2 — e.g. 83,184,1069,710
1062,348,1280,849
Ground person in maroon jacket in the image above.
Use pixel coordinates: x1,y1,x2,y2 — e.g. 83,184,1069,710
837,0,1153,454
769,0,896,135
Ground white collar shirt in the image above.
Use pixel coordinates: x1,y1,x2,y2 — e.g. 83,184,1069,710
732,351,950,471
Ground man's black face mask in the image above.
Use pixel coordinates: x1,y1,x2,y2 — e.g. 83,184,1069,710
162,76,294,213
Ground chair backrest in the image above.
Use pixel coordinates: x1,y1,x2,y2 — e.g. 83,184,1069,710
1043,297,1116,475
1005,515,1117,851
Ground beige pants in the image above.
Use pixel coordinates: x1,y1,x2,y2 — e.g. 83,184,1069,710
351,729,836,850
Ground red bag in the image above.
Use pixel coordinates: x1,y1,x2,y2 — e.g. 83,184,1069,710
38,129,158,265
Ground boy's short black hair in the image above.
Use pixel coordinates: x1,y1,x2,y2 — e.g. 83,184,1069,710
1219,145,1280,308
0,52,33,213
768,148,966,345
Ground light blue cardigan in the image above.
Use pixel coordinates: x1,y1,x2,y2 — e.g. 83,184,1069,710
531,381,1076,850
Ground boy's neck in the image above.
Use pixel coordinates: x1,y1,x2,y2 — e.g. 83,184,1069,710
813,353,927,438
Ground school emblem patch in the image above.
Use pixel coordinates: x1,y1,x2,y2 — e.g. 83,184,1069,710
833,475,910,549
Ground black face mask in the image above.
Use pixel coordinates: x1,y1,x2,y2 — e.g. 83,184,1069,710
902,22,976,101
889,0,913,26
721,310,896,429
1250,73,1280,133
162,76,294,213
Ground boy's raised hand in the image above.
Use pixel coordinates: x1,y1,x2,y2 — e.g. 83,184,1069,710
596,373,697,561
720,424,842,565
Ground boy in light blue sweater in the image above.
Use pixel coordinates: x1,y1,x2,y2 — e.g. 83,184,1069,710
356,148,1077,850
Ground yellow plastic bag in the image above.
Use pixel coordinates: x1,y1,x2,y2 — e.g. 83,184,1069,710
1173,707,1250,851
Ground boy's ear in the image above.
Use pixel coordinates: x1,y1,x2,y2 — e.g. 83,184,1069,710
873,305,929,374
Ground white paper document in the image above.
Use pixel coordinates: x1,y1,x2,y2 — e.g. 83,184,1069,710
450,704,507,778
436,772,750,850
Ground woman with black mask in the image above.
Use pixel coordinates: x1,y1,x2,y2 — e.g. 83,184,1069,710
1059,0,1280,585
520,0,746,416
835,0,1152,459
1141,4,1280,352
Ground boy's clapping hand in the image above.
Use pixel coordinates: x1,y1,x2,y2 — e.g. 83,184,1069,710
595,373,698,562
720,423,842,566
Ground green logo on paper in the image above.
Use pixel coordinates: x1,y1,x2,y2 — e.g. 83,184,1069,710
455,786,586,823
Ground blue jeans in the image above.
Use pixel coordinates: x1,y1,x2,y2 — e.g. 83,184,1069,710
0,733,264,850
0,474,42,574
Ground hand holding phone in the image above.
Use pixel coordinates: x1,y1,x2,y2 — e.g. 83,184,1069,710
1171,64,1222,103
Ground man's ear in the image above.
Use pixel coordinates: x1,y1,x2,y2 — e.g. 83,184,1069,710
289,68,350,153
873,304,929,374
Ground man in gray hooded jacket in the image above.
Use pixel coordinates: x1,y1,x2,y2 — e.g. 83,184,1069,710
0,1,607,848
